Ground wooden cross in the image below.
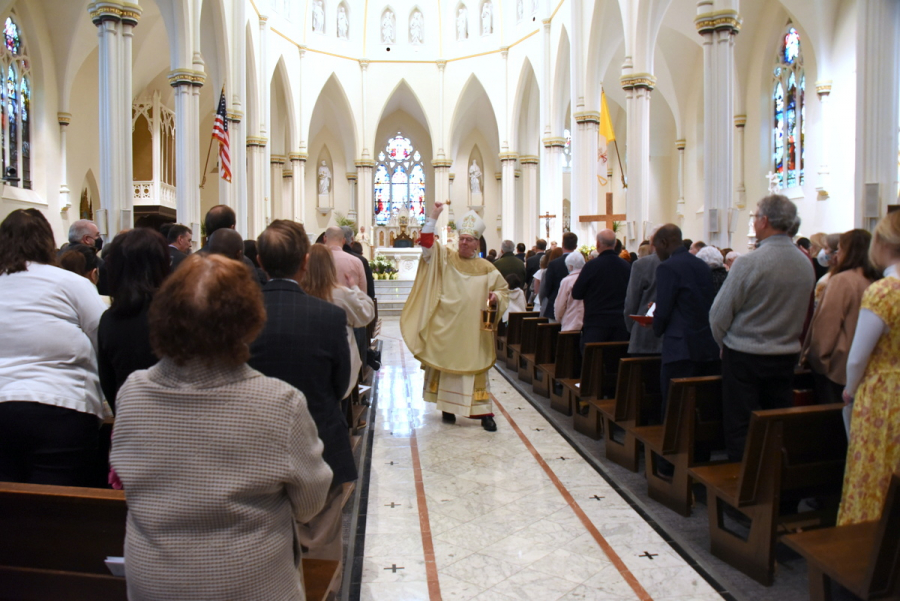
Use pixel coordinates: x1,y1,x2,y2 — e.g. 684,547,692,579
578,193,626,229
541,211,557,238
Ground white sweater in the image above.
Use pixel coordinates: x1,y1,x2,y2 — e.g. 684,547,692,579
0,262,109,417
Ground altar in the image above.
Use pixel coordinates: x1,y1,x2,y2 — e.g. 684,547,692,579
376,247,422,280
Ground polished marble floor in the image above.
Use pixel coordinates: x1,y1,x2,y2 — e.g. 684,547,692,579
360,318,724,601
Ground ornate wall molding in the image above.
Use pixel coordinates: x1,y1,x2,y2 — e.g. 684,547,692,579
694,10,741,34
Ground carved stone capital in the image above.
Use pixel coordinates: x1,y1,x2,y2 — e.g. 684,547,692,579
519,155,540,165
355,159,376,169
57,112,72,126
574,111,601,124
270,154,286,165
289,152,307,162
246,136,268,147
620,73,656,91
499,152,519,162
227,110,243,123
733,115,747,128
695,10,741,35
168,69,206,88
815,80,833,97
675,139,686,151
89,2,141,26
542,137,567,148
432,159,453,168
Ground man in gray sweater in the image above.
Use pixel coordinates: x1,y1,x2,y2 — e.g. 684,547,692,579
709,195,815,461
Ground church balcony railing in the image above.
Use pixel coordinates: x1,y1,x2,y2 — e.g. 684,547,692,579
133,181,177,209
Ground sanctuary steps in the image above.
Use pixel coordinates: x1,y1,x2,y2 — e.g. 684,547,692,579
373,280,413,316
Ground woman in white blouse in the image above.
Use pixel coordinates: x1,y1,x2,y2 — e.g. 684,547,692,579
0,209,108,486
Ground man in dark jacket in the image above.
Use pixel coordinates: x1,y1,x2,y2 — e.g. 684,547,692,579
525,238,547,292
515,243,526,262
572,229,631,344
543,231,578,319
493,239,526,283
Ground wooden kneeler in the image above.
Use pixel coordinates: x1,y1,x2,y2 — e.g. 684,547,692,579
504,312,537,371
517,317,549,384
532,323,562,398
547,332,582,414
571,342,628,439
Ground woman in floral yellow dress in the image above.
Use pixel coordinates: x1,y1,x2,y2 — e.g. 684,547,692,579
839,212,900,525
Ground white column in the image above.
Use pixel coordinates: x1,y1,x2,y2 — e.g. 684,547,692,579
855,0,900,227
347,172,358,223
91,6,122,238
230,0,248,233
120,11,138,227
433,162,451,243
620,70,655,249
521,156,539,245
500,153,518,241
270,155,285,219
675,139,686,222
359,60,370,160
436,60,447,159
259,16,271,231
574,113,599,241
245,138,266,236
541,139,564,242
58,113,72,213
696,4,740,247
170,69,204,234
815,82,832,200
541,19,551,140
356,161,374,237
734,116,746,211
290,154,305,222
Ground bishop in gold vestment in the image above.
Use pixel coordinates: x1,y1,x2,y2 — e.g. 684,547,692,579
401,204,508,430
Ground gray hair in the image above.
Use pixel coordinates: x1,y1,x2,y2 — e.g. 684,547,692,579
500,239,515,254
756,195,799,232
68,219,95,244
696,245,724,268
725,251,741,263
340,225,354,244
565,251,585,273
596,229,616,249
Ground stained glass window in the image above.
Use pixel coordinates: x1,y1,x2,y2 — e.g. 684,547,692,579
0,14,29,188
772,24,804,188
374,133,426,226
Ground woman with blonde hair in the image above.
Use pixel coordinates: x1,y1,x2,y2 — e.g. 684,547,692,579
838,212,900,526
303,244,374,397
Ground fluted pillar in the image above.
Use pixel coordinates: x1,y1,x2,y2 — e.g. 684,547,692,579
290,153,305,223
433,160,452,243
230,0,247,233
347,172,358,223
675,139,686,222
270,155,285,219
170,69,204,234
521,156,539,245
246,137,267,236
541,138,565,243
620,70,655,248
500,152,518,241
574,112,599,241
815,82,832,200
356,160,375,237
58,113,72,212
696,3,740,247
734,116,746,211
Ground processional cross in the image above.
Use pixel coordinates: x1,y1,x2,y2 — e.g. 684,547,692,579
578,193,626,230
541,211,557,238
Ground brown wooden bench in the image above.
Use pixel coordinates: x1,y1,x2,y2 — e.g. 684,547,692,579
631,375,726,516
495,319,508,356
784,472,900,601
504,311,538,371
547,332,583,412
555,342,605,419
0,482,339,601
531,322,562,398
517,317,549,384
688,404,847,585
592,356,662,471
571,342,629,439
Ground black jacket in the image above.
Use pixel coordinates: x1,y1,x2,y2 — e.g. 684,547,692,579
572,249,631,328
248,279,356,486
541,252,571,319
343,244,375,301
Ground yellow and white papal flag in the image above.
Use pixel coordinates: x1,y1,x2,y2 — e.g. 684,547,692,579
598,91,616,186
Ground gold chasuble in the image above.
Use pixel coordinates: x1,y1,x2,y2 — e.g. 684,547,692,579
401,240,509,417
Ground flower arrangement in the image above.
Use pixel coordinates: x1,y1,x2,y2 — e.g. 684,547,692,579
578,244,595,260
371,254,398,280
333,211,358,235
447,220,457,231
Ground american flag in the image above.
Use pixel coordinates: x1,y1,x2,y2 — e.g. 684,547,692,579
212,89,231,182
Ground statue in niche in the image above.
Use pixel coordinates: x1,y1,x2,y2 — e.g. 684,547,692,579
531,0,537,14
457,7,468,40
517,0,524,21
318,161,331,195
388,206,400,227
312,0,325,33
481,2,492,36
337,6,349,39
469,160,482,195
382,10,395,44
409,10,424,45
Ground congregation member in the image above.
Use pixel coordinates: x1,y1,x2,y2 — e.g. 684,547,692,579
839,212,900,526
814,232,842,303
802,229,879,405
110,253,332,601
724,250,740,271
696,245,729,295
59,243,100,286
808,232,830,280
98,228,169,411
515,242,527,262
203,204,265,285
250,220,355,565
536,247,563,314
324,226,366,294
69,218,103,251
689,240,706,255
401,203,508,431
572,229,631,344
709,195,815,461
525,238,547,291
554,251,586,333
302,244,375,399
493,239,526,283
206,228,245,262
503,273,527,323
651,225,720,412
623,233,662,356
341,226,374,301
542,232,578,320
486,249,497,263
0,209,108,487
166,223,192,269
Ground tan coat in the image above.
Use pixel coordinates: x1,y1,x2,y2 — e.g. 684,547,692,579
110,359,333,601
803,268,873,385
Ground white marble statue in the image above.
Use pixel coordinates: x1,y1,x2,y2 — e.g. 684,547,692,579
312,0,325,34
457,7,468,40
517,0,524,21
766,170,781,195
468,160,482,195
481,2,492,36
409,10,424,45
382,10,395,44
318,161,332,195
337,5,349,39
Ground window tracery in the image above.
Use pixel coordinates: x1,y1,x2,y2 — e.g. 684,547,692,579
0,14,30,189
374,133,426,226
772,23,805,189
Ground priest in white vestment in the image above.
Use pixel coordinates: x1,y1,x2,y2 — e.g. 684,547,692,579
401,203,509,431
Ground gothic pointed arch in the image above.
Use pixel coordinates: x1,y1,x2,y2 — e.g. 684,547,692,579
373,79,433,151
448,74,499,161
551,26,571,137
511,58,540,156
308,73,358,166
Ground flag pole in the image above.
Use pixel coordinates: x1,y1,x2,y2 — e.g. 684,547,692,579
200,84,226,190
613,139,626,189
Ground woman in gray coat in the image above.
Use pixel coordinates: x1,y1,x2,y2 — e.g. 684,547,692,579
110,254,332,601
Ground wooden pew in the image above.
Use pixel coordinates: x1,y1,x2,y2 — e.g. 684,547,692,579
516,316,549,384
784,472,900,601
554,342,604,419
547,332,583,413
531,323,562,398
571,342,629,439
688,404,847,585
495,319,508,357
0,482,339,601
504,312,537,371
592,357,662,471
631,376,726,516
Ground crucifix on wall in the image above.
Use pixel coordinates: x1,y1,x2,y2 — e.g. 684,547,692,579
578,193,626,230
541,211,557,239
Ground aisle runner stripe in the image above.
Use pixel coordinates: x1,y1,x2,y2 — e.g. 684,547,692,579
493,395,654,601
410,430,442,601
